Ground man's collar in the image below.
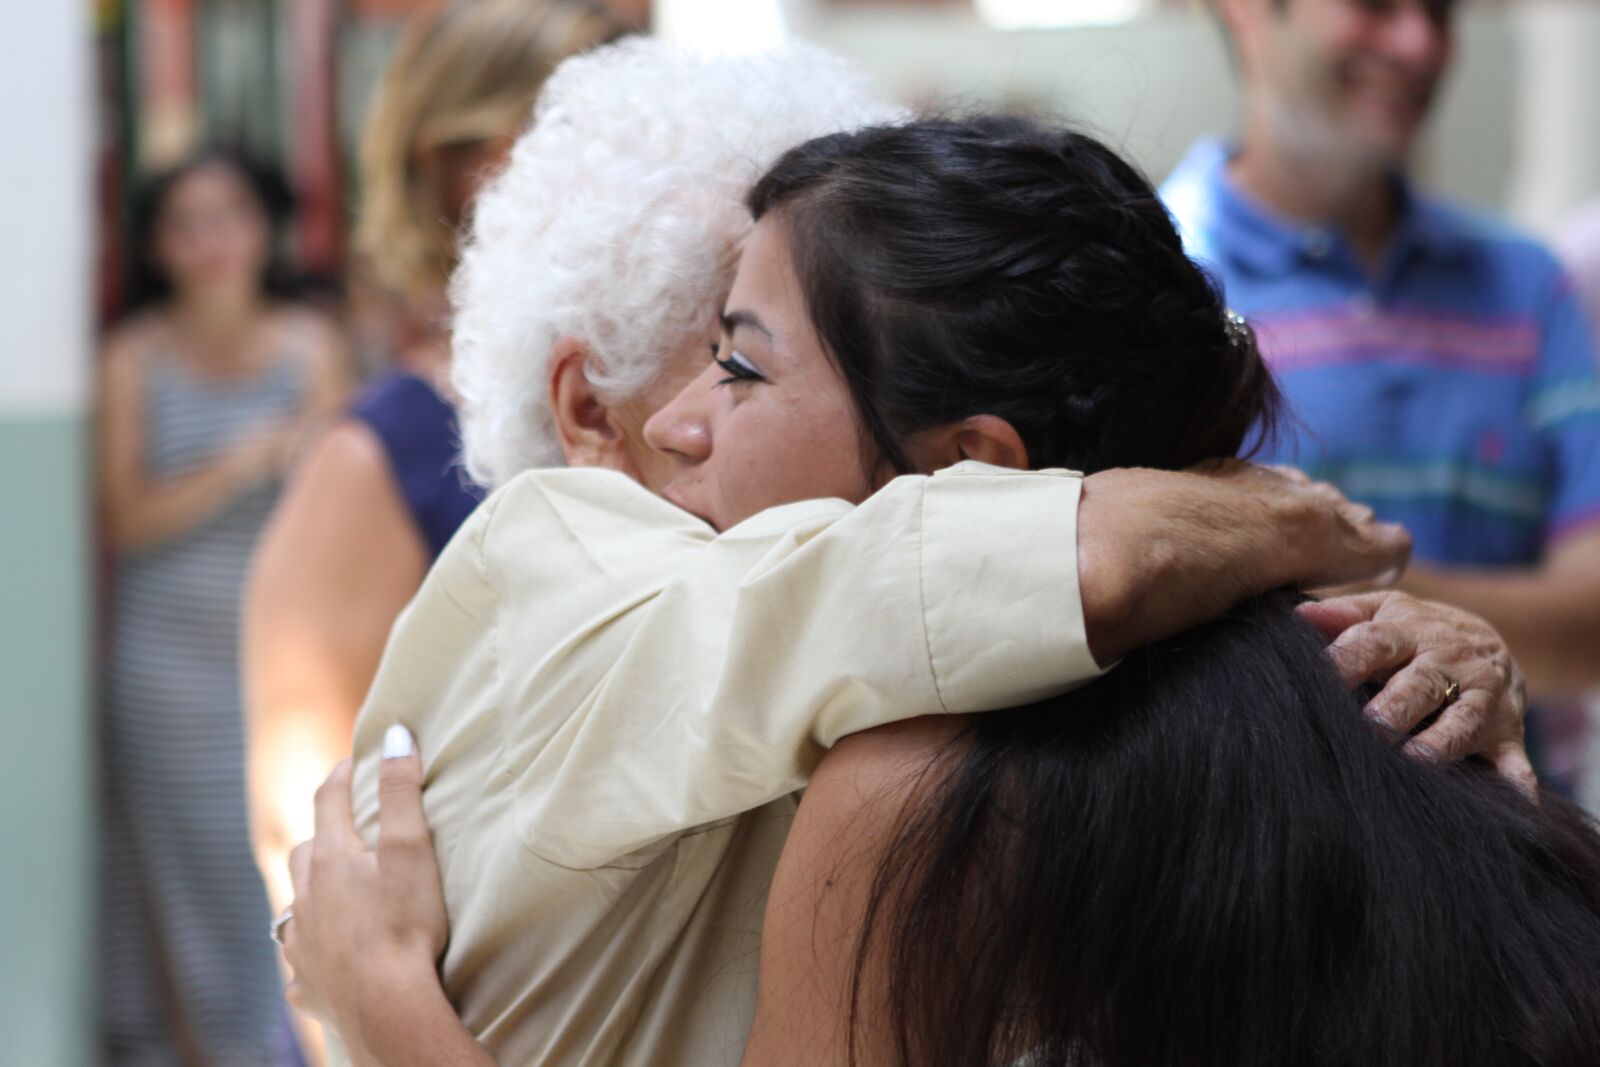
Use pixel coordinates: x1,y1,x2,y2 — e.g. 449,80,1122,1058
1172,136,1469,274
1394,182,1473,263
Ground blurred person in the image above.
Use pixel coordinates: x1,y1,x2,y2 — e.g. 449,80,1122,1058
242,0,628,917
1162,0,1600,787
277,112,1558,1067
272,40,1505,1064
97,149,347,1065
1559,196,1600,334
1557,195,1600,810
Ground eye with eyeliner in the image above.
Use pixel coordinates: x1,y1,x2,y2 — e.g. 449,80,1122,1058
710,342,766,386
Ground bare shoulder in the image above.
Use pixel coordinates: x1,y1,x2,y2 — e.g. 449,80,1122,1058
744,717,971,1065
259,417,413,562
251,416,424,606
288,417,397,505
785,716,970,873
99,312,165,382
808,717,968,812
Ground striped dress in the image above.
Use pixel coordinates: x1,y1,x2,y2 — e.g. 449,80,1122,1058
101,344,305,1066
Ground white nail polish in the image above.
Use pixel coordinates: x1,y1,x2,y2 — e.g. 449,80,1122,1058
383,723,415,760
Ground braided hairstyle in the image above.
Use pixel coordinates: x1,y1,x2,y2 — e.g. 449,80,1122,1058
747,114,1279,478
752,116,1600,1067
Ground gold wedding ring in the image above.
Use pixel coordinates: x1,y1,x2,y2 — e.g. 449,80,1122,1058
1440,677,1461,708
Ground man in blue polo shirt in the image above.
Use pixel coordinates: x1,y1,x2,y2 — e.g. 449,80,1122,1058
1162,0,1600,785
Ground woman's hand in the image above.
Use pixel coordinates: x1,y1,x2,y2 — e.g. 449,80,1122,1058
280,728,449,1040
1298,592,1536,795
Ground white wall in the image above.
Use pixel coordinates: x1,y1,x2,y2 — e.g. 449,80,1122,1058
1507,1,1600,237
0,0,93,416
0,1,95,1063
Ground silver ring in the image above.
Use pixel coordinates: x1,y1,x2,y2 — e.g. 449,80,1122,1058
270,907,295,946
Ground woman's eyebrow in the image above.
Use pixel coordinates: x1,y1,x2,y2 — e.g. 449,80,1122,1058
721,309,773,341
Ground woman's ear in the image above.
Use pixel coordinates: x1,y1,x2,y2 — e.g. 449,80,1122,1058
548,337,629,471
953,415,1029,471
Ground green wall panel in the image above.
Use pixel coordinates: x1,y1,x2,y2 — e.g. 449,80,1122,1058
0,414,93,1065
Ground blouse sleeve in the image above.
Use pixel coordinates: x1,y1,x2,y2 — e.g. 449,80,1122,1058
458,462,1103,869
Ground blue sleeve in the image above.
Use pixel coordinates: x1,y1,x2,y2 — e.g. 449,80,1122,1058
348,374,484,559
1531,274,1600,544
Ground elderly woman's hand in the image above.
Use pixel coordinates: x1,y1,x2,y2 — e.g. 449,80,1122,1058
279,727,449,1042
1298,592,1535,795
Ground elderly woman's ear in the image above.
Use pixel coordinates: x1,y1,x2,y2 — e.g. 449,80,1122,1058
547,337,629,470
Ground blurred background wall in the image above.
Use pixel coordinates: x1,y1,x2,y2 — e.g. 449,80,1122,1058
788,0,1600,240
82,0,1600,323
0,2,94,1064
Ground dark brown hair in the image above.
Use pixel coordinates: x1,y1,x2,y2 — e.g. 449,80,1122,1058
751,115,1600,1067
748,114,1279,476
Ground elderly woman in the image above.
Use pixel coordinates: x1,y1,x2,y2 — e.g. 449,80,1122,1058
243,0,628,916
276,43,1543,1067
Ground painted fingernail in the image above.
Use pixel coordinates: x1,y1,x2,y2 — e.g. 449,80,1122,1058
383,724,415,760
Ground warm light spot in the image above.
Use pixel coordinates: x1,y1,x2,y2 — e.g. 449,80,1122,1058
976,0,1151,30
653,0,789,55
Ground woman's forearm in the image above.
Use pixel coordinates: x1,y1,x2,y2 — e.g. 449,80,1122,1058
1077,464,1410,664
341,972,497,1067
107,442,272,552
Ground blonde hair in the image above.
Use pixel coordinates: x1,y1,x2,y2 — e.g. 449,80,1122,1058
357,0,626,295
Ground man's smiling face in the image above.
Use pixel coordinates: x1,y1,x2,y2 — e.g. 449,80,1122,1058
1232,0,1456,169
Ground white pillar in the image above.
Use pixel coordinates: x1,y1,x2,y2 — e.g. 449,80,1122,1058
1506,0,1600,238
652,0,818,53
0,0,94,1062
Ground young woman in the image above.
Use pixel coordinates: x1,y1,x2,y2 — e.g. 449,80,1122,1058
97,149,346,1064
275,113,1559,1065
243,0,629,916
724,117,1600,1066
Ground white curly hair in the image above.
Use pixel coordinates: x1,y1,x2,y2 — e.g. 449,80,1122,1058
449,38,896,488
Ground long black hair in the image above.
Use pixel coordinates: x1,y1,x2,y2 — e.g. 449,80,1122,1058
865,595,1600,1066
750,115,1600,1066
124,147,298,313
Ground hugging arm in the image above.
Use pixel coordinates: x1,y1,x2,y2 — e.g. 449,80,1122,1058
304,462,1509,1059
487,460,1417,868
1097,463,1528,778
1076,460,1411,664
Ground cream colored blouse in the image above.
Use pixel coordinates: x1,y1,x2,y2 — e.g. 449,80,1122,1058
344,461,1103,1065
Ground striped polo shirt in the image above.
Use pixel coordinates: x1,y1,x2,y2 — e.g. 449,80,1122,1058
1161,138,1600,568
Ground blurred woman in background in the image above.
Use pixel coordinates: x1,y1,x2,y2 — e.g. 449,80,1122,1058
242,0,628,915
98,148,346,1065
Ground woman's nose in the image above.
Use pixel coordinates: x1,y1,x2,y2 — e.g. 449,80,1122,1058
642,365,716,462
